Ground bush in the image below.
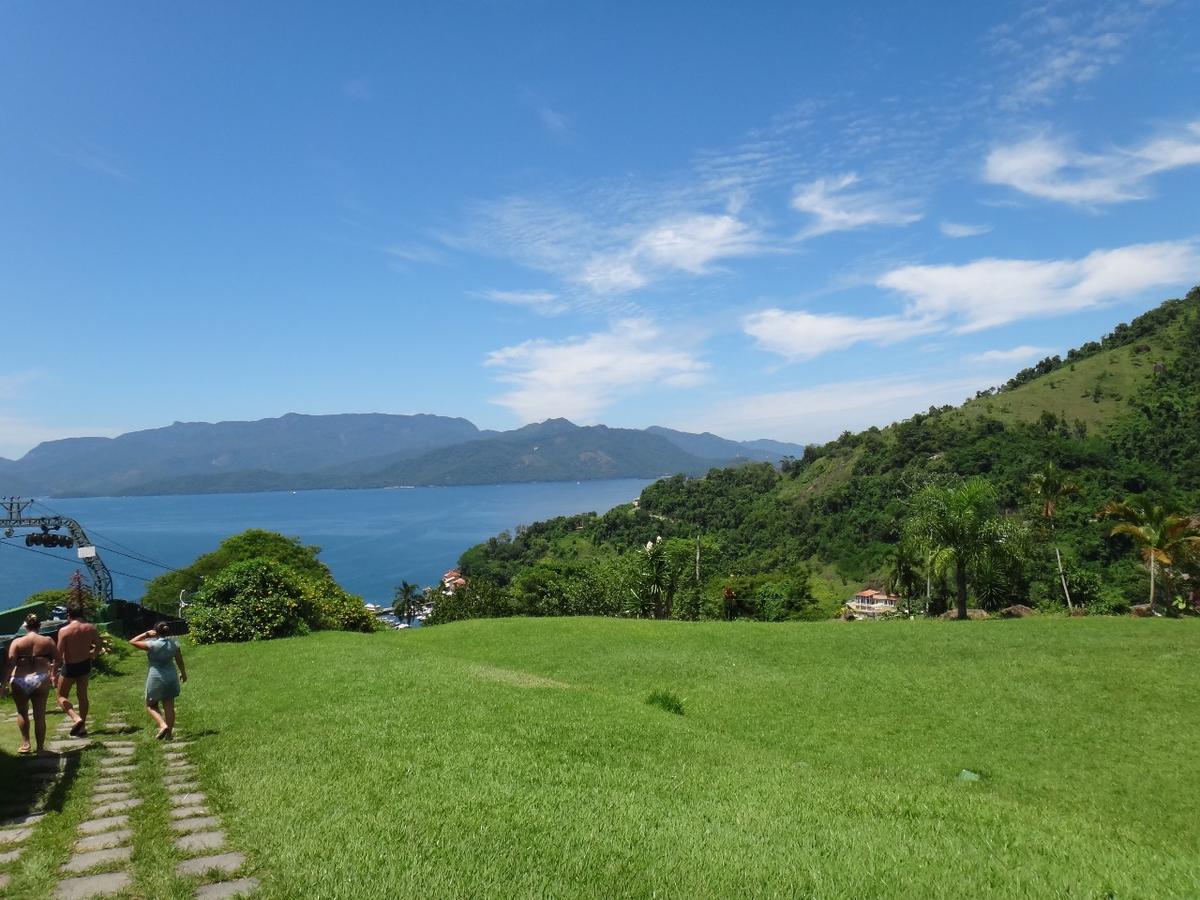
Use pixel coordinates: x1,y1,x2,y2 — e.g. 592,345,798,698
303,580,377,633
186,558,309,644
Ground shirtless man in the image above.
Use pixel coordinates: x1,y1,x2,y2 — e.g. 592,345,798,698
56,606,100,736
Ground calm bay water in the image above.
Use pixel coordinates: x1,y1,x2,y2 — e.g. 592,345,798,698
0,480,652,607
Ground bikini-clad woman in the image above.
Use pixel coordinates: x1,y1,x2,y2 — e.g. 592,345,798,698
4,614,58,754
130,622,187,740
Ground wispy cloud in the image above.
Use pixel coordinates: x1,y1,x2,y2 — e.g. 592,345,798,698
940,221,992,238
969,345,1054,365
477,289,566,315
50,145,130,181
383,243,447,265
987,0,1169,110
985,122,1200,205
453,198,767,303
485,318,707,422
792,173,921,238
743,309,939,361
879,240,1200,332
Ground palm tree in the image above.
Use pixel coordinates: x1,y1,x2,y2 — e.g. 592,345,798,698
1029,464,1080,609
1100,498,1200,613
906,478,1014,620
393,580,422,625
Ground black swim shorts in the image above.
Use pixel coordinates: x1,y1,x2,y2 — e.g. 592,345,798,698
62,659,92,678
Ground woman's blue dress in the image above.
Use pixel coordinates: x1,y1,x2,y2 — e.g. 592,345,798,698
145,637,181,702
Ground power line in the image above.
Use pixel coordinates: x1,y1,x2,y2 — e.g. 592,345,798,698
0,538,153,583
29,500,179,571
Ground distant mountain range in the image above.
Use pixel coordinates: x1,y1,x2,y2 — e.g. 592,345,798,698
0,413,805,498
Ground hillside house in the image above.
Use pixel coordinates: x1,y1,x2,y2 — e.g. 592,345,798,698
441,568,467,594
848,589,901,618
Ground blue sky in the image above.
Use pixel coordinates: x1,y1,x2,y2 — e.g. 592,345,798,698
2,0,1199,458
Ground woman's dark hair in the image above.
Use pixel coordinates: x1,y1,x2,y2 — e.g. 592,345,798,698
154,621,171,637
24,613,41,632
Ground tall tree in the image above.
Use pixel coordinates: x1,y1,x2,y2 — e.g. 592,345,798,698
1029,464,1080,610
906,478,1020,620
1100,498,1200,613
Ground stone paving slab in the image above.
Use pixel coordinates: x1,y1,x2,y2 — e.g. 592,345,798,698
0,872,8,891
170,805,209,819
164,781,200,793
0,811,44,827
96,764,136,775
171,815,220,833
97,757,133,769
175,829,226,853
166,761,194,770
194,878,261,899
168,792,207,808
75,829,132,852
98,740,134,748
176,851,245,877
26,755,68,771
92,798,142,817
91,789,132,803
54,870,132,899
163,774,198,785
0,826,32,845
48,739,92,753
0,847,21,863
77,815,128,835
62,845,132,873
104,746,135,757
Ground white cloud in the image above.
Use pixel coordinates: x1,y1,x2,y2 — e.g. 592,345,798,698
969,345,1054,365
746,240,1198,364
940,221,991,238
477,289,565,315
985,122,1200,205
679,375,999,445
485,319,707,422
878,240,1200,332
792,173,921,237
743,309,939,361
632,213,761,274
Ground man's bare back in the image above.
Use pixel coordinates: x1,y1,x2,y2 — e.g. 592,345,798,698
57,619,99,665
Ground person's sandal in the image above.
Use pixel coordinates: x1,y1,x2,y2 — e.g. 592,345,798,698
156,726,169,740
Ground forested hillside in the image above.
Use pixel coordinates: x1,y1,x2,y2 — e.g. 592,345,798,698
445,288,1200,623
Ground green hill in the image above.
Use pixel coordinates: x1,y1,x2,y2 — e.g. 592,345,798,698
454,287,1200,617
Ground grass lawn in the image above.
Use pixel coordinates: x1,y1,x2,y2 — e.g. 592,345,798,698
6,617,1198,897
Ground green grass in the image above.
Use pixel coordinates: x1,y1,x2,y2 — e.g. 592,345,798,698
954,338,1171,431
134,617,1200,898
7,619,1197,897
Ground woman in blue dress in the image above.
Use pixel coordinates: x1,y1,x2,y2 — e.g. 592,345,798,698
130,621,188,740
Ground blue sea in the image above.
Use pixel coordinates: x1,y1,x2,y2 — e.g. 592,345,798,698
0,480,653,607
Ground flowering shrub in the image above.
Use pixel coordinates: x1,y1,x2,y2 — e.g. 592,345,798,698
186,558,308,643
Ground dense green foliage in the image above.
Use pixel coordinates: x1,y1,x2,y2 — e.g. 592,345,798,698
129,618,1200,897
149,529,374,642
142,529,335,611
453,289,1200,622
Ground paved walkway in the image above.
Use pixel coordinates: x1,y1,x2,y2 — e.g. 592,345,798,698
2,709,259,898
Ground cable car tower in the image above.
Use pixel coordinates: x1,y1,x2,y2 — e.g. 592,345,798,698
2,497,113,604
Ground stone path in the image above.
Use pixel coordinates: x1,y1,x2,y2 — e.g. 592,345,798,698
1,709,72,893
163,741,258,897
5,711,259,898
54,717,137,900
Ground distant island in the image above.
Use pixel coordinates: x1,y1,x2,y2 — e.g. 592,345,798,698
0,414,805,498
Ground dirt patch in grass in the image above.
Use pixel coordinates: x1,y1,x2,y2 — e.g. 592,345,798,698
467,664,569,689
